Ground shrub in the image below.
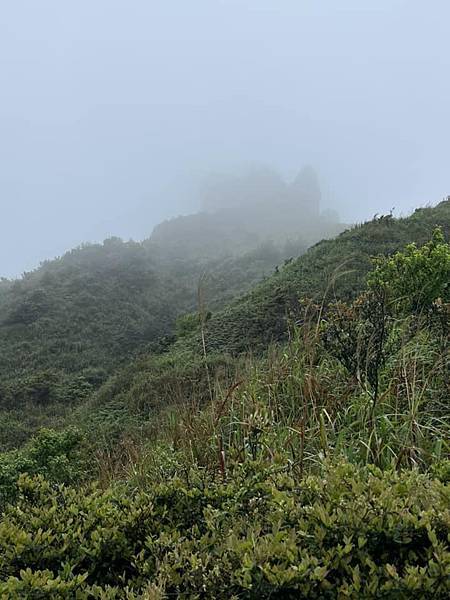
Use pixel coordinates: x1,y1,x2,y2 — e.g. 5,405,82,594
368,227,450,315
0,463,448,598
0,427,88,506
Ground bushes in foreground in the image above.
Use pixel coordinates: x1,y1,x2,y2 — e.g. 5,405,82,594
0,462,448,598
0,427,88,507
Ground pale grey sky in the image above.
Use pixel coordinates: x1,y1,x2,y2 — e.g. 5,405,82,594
1,0,449,277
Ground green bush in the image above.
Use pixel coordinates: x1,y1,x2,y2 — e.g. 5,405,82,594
175,312,201,338
0,462,448,598
0,427,88,506
368,227,450,314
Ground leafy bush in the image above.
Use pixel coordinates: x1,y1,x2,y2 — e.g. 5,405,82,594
0,463,448,598
0,427,88,506
175,312,201,338
321,291,391,405
368,227,450,314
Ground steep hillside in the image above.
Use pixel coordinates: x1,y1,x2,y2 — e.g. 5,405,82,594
196,201,450,354
0,209,346,406
0,217,340,448
1,200,447,451
79,200,450,433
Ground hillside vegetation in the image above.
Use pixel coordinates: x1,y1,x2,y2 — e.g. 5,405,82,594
0,170,350,452
197,201,450,354
0,200,448,597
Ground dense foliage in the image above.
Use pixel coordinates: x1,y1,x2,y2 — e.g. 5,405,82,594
0,427,88,506
1,463,448,598
368,226,450,313
0,201,448,597
0,235,312,449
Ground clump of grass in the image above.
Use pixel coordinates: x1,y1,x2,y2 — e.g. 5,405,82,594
116,302,447,491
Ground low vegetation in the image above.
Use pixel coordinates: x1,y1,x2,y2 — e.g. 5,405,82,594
0,201,448,597
1,464,448,598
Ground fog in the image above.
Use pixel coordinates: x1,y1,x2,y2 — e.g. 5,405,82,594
1,0,449,278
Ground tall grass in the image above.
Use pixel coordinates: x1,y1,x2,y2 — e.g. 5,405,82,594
112,306,448,492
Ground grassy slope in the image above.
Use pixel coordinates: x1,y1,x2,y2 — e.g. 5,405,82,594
0,200,447,448
197,201,450,354
84,200,450,426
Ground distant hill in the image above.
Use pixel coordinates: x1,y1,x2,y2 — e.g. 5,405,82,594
148,165,345,261
0,239,186,408
0,238,283,404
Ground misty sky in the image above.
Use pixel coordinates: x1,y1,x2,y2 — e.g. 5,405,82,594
1,0,449,278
